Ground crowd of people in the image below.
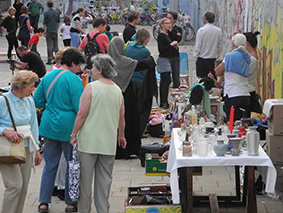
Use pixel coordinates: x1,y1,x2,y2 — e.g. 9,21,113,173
0,1,262,212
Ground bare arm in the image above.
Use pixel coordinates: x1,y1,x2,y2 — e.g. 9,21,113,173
70,84,91,145
14,60,28,70
1,26,7,34
118,98,127,149
76,20,85,34
26,19,33,33
214,62,225,76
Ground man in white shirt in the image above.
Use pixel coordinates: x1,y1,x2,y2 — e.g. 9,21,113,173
130,1,135,11
194,11,222,79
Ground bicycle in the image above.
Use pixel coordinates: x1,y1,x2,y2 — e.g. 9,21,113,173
108,7,122,25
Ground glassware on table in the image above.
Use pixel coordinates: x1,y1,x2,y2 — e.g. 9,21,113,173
229,137,241,156
198,135,209,157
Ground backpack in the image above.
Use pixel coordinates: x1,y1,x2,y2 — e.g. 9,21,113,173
84,33,102,69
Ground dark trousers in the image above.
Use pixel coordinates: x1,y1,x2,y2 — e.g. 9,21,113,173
196,57,216,78
6,33,19,59
159,72,171,106
46,32,59,61
224,95,250,122
30,15,39,32
170,56,180,88
63,39,71,47
21,34,30,48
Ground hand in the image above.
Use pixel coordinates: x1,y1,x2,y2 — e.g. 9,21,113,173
81,69,88,81
161,151,169,160
170,41,178,47
70,137,77,146
35,150,42,166
118,136,127,149
2,129,24,143
207,72,214,79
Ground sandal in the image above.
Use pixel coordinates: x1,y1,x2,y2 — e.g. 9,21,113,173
65,204,78,212
38,203,49,213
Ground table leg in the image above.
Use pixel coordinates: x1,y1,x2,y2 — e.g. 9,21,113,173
186,167,193,213
247,166,257,213
180,167,193,213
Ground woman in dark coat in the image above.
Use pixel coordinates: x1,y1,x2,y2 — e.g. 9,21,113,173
108,37,157,160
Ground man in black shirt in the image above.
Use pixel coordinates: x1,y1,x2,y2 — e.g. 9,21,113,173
167,11,182,88
123,11,140,43
13,45,46,78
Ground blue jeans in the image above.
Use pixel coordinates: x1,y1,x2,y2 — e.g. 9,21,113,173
39,138,75,205
70,32,80,48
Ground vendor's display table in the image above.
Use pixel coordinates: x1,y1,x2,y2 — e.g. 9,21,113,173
167,128,277,213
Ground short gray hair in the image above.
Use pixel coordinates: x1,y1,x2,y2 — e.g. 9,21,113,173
91,54,117,79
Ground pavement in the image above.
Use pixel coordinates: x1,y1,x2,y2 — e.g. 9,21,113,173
0,23,283,213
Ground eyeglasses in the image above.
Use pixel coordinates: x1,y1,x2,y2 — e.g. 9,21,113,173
163,22,171,25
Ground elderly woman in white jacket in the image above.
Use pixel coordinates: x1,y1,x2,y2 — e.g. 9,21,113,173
215,33,251,121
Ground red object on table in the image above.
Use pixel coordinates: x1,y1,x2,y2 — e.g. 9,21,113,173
229,106,234,133
238,126,247,138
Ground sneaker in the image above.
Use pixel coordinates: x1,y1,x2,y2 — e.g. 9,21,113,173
46,61,52,65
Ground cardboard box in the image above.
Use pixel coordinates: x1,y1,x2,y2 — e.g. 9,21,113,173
145,153,169,176
125,186,181,213
145,153,202,176
265,130,283,164
124,198,181,213
267,103,283,135
275,164,283,191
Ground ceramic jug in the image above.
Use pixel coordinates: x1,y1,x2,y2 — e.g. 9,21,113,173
246,126,260,156
214,139,227,156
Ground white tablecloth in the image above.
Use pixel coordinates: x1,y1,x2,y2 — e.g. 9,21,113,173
166,128,277,204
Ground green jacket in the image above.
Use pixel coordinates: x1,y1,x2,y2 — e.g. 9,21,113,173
28,1,44,16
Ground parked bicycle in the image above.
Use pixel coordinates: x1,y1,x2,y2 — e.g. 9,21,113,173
108,7,122,25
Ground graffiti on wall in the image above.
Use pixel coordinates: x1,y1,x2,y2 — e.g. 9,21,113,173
185,0,282,100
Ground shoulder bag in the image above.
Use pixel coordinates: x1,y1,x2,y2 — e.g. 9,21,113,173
0,95,26,164
17,16,28,41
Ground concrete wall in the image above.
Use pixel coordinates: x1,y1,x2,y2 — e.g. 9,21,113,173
0,0,12,13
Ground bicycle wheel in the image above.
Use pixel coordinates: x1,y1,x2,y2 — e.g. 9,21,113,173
183,24,196,41
152,25,160,41
108,16,115,25
140,17,147,26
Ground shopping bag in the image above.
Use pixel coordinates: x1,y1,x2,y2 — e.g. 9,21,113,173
0,135,25,164
0,95,26,164
68,144,80,202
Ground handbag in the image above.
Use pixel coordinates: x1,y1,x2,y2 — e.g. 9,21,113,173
68,144,80,202
157,57,172,74
17,16,28,41
0,95,26,164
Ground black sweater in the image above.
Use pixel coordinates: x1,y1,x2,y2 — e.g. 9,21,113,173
157,32,178,58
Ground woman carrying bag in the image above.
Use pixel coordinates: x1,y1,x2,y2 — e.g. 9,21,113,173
18,6,33,47
0,70,42,213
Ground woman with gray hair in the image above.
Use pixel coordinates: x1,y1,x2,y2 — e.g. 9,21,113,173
0,70,42,213
70,54,126,213
215,33,251,121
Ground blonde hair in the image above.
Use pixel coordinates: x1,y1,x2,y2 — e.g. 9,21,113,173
55,47,71,63
159,18,170,30
135,28,150,46
11,70,39,90
8,6,16,14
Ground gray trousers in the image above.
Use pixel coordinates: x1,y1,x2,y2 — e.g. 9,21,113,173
46,32,59,61
78,152,115,213
0,148,33,213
